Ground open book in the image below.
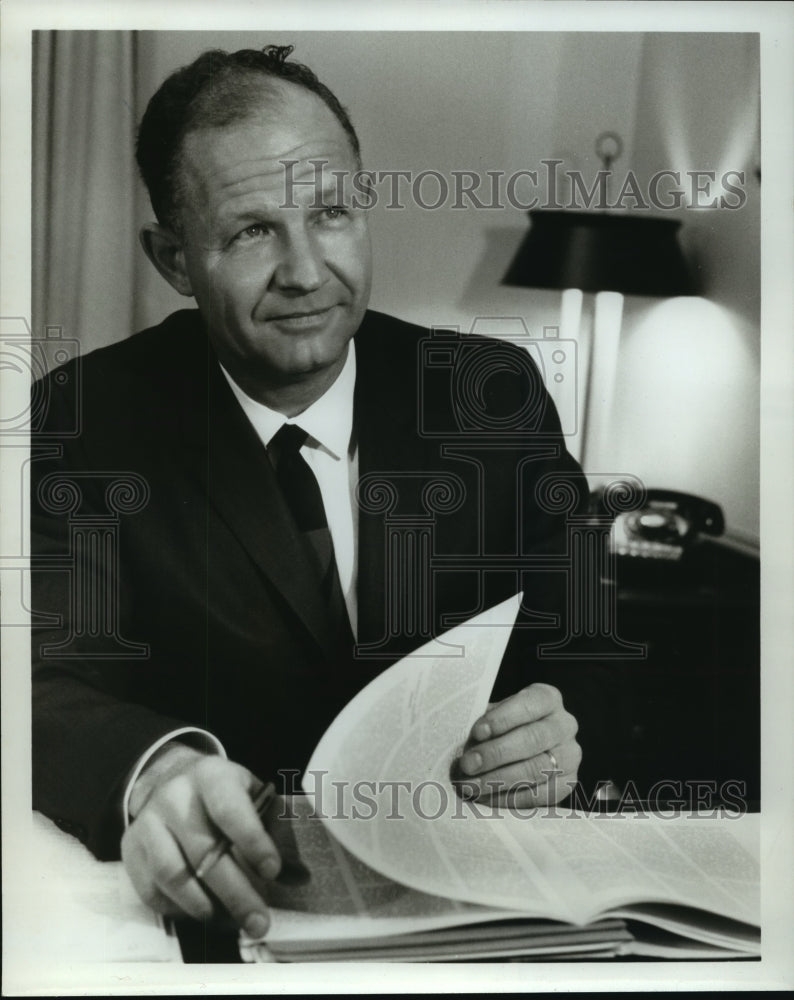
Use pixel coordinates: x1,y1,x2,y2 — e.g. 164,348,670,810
241,595,760,962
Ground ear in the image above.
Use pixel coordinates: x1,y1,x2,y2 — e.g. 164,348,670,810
139,223,194,297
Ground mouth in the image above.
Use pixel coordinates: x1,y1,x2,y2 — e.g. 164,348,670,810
266,306,336,329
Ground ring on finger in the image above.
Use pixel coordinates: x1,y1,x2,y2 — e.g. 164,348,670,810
163,864,201,889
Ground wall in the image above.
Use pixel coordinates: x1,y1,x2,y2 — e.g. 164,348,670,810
612,33,760,543
33,30,761,542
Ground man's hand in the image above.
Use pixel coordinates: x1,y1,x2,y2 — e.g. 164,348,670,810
453,683,581,807
121,746,281,940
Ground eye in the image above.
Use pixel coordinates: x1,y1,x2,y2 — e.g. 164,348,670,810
237,223,270,242
321,206,349,222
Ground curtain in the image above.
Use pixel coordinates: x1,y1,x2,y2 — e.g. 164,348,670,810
32,31,173,358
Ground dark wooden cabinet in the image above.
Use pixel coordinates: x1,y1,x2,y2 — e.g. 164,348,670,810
593,538,760,809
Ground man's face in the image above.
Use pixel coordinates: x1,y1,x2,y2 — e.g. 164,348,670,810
176,83,372,393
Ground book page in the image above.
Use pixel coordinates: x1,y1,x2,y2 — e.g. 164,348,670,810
303,595,760,935
249,795,520,943
613,900,760,953
303,594,581,923
616,922,757,960
490,810,759,929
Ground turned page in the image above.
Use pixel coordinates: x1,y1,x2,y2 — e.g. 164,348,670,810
304,594,580,923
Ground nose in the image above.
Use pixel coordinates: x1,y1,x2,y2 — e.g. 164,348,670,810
272,229,327,293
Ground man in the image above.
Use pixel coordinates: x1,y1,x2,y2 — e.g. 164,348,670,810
32,46,590,940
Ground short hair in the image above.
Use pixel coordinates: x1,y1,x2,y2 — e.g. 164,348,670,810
135,44,361,232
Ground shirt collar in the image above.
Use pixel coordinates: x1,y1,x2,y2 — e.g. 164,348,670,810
220,343,357,460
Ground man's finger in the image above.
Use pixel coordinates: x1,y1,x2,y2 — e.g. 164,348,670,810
471,683,565,742
193,848,272,940
194,761,282,882
144,830,215,921
460,711,577,777
463,742,582,800
122,817,212,921
492,770,579,809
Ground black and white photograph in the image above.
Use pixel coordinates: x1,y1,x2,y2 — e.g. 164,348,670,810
1,0,792,994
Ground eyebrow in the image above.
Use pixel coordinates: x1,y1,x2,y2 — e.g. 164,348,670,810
218,174,356,227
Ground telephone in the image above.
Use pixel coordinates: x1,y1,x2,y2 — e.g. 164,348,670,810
591,487,725,563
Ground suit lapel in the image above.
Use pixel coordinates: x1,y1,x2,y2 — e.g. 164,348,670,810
354,312,492,653
354,314,431,650
175,334,336,656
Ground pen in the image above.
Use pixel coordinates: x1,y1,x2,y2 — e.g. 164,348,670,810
194,781,277,881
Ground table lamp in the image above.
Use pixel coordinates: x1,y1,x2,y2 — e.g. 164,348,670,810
502,135,694,470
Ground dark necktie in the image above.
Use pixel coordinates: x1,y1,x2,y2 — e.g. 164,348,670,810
269,423,353,651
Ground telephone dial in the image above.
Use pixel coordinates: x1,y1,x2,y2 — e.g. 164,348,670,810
591,487,725,562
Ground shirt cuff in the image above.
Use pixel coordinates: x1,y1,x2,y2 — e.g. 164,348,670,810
121,727,227,829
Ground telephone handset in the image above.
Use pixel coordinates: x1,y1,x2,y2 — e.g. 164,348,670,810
592,488,725,562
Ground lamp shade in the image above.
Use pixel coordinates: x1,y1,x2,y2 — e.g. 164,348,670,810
503,210,694,297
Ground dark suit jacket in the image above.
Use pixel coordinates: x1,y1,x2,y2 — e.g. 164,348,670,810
32,309,600,859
